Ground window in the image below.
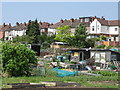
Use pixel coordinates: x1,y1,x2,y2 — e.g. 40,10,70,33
115,28,117,31
80,19,83,22
85,18,89,22
92,26,95,31
97,25,99,30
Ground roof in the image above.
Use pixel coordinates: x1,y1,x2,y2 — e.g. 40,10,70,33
51,42,68,45
0,25,12,31
97,19,120,26
11,23,27,31
49,19,91,29
109,20,120,26
68,48,120,54
39,22,50,29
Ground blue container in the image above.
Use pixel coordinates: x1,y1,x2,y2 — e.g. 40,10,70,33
58,56,63,62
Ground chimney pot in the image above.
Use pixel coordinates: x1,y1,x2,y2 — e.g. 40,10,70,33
60,19,64,23
16,22,19,26
70,18,74,23
101,16,105,20
2,23,6,27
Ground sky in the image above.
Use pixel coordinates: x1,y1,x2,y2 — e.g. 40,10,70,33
1,1,119,26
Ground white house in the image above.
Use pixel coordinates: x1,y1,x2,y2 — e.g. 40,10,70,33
90,17,120,41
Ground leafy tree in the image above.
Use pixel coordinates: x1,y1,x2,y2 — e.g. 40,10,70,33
54,26,71,42
26,19,40,44
40,32,55,49
99,35,107,41
2,42,37,76
71,23,88,48
96,44,105,48
85,38,95,48
13,35,34,44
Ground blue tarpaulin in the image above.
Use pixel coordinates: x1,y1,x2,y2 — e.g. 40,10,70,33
53,67,78,77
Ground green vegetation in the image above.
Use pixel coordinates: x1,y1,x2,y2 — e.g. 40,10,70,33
89,70,118,76
54,25,71,42
2,75,118,88
26,19,40,44
96,44,106,48
40,32,55,49
71,23,88,48
2,42,37,76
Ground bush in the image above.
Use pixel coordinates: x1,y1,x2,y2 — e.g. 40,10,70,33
2,42,37,77
106,45,113,49
96,44,105,48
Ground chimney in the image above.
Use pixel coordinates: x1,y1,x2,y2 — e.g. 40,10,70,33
101,16,105,20
24,22,27,26
92,16,97,21
60,19,64,23
94,16,97,18
8,23,11,28
39,21,42,25
16,22,19,26
2,23,6,27
70,18,74,23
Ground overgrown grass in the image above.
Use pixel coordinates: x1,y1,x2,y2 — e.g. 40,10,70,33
2,74,119,88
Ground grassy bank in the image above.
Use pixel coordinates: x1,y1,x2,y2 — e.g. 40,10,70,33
2,75,119,88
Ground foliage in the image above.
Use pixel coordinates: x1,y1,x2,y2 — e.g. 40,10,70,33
89,70,118,76
2,42,37,76
40,32,55,49
99,35,107,41
26,19,40,44
12,35,34,44
106,45,113,49
96,44,105,48
54,25,71,42
2,74,118,88
71,23,88,48
85,38,95,48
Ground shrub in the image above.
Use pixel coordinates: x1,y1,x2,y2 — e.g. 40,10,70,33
96,44,105,48
2,42,37,77
106,45,113,49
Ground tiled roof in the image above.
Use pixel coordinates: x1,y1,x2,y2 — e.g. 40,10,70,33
97,19,120,26
39,22,50,29
11,23,27,31
97,19,109,26
0,25,12,31
49,19,91,29
109,20,120,26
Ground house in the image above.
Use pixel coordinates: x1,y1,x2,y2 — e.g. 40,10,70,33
0,21,51,40
39,22,50,34
69,48,120,63
0,23,12,40
48,17,93,35
90,16,120,42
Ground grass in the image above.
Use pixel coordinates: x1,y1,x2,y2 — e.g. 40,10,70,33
2,75,119,88
1,60,119,88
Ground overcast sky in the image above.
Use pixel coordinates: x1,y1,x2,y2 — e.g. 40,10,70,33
1,2,119,26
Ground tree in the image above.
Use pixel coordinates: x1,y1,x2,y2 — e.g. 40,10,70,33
71,23,88,48
54,26,71,42
26,19,40,44
2,42,37,76
40,32,55,49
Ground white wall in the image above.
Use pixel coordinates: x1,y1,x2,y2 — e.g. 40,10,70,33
101,26,109,34
90,51,106,63
109,26,119,35
90,19,101,34
48,28,56,35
